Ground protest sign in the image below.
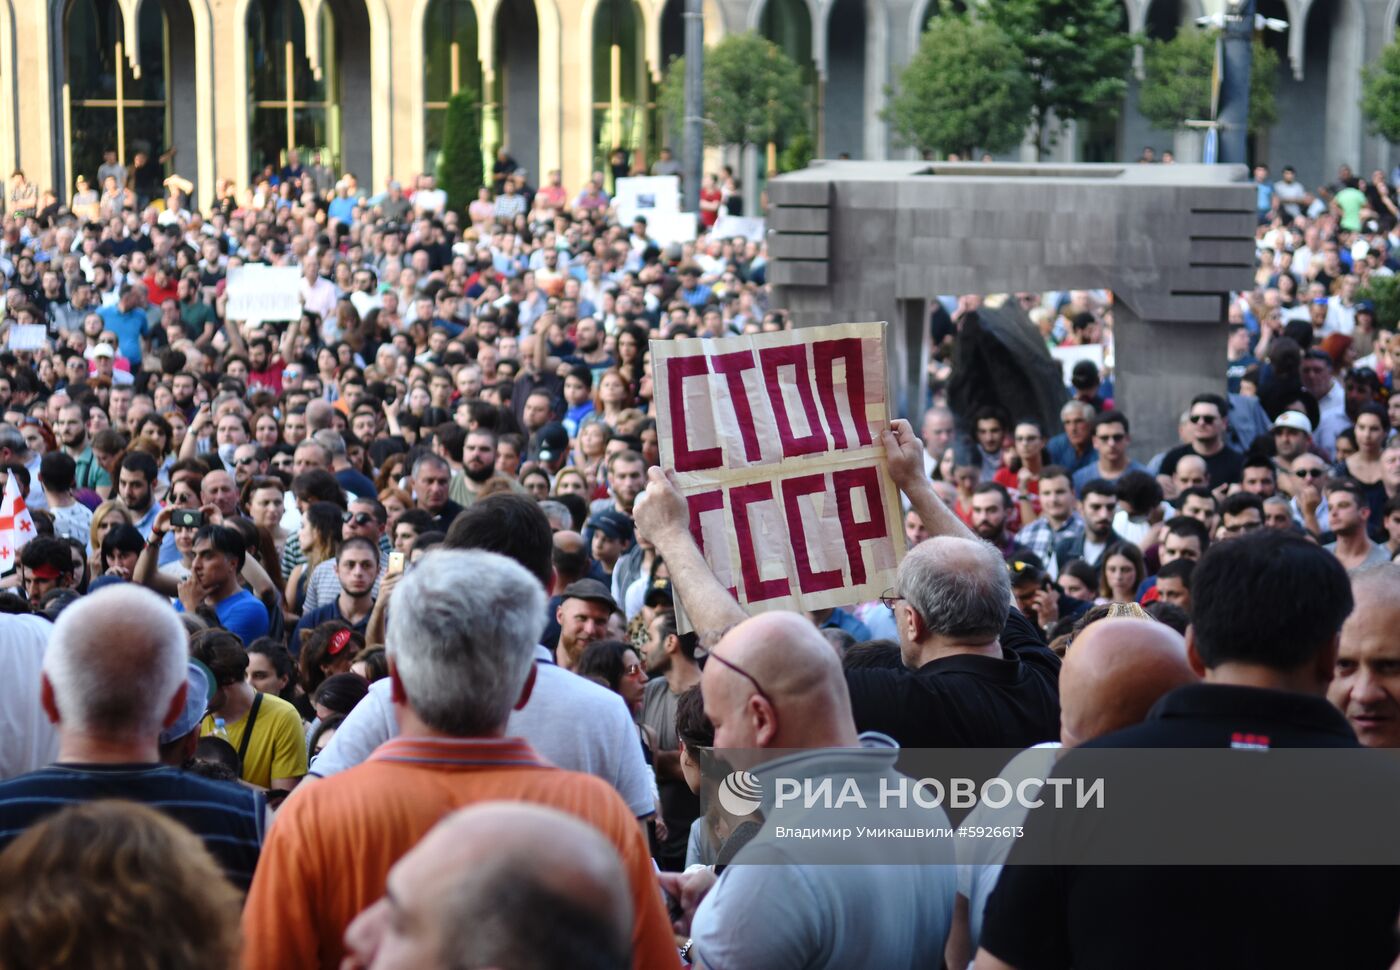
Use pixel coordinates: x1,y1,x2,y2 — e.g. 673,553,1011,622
1049,343,1106,385
226,265,302,324
651,322,904,620
6,325,48,351
712,215,766,242
614,176,681,227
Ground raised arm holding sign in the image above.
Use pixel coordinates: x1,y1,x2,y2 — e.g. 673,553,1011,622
635,418,974,641
649,322,908,625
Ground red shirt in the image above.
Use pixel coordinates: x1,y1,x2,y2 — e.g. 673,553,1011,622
699,187,723,227
143,274,178,306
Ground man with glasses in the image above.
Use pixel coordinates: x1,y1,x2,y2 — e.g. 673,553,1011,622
1156,393,1244,494
229,443,267,486
1072,410,1147,495
301,497,388,613
662,612,960,970
1288,452,1331,534
1219,492,1265,540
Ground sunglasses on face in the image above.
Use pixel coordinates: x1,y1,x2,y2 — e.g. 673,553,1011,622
1295,468,1326,479
1188,414,1218,424
342,511,375,526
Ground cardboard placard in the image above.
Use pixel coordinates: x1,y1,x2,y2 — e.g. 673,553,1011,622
652,322,904,625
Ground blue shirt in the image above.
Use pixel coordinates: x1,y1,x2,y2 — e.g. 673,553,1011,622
327,195,359,224
97,304,149,365
291,598,371,656
1072,460,1150,496
0,763,263,889
1045,434,1096,475
177,588,269,645
821,606,873,642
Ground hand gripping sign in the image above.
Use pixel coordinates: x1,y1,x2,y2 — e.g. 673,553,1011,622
652,322,905,619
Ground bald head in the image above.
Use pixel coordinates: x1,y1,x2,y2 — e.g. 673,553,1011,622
305,398,336,433
1059,618,1198,747
42,585,188,738
896,536,1011,663
553,529,584,555
704,611,858,750
343,802,631,969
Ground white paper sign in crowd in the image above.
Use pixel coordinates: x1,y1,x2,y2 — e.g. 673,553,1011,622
226,265,303,324
652,322,905,619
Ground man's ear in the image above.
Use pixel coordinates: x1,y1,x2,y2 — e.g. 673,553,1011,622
162,679,189,730
1314,632,1340,688
40,673,60,725
513,662,538,711
1184,627,1209,678
388,658,407,705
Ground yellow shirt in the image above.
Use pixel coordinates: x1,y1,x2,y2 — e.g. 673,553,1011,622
201,692,308,788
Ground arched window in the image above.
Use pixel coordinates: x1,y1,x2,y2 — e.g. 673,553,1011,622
591,0,651,185
65,0,168,195
247,0,336,175
423,0,481,171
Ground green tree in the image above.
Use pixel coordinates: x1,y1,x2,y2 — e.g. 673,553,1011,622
981,0,1135,159
882,14,1033,158
1362,38,1400,143
1139,27,1278,135
436,88,483,214
659,32,809,153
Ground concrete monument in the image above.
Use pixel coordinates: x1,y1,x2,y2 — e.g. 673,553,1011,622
766,161,1255,456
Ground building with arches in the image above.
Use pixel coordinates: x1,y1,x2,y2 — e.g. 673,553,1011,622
0,0,1394,208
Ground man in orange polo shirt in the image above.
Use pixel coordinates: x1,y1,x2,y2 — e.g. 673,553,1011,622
241,548,679,970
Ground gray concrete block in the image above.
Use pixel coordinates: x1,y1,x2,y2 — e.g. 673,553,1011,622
769,235,830,260
771,207,831,233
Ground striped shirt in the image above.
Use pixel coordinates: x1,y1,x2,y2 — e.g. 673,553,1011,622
241,735,680,970
0,763,264,890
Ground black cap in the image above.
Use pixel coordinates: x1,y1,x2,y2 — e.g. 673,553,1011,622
588,509,635,542
531,422,569,464
561,578,616,612
643,577,674,607
1071,360,1100,390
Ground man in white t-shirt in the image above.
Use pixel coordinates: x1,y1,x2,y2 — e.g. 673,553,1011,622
412,173,447,217
305,493,655,819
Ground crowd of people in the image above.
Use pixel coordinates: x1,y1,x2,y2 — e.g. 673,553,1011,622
0,147,1397,970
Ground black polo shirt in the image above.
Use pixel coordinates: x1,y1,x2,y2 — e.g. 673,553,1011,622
1158,443,1246,486
979,684,1400,970
844,608,1060,748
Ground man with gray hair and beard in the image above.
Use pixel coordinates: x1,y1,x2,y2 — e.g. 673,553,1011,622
241,548,680,970
0,585,264,889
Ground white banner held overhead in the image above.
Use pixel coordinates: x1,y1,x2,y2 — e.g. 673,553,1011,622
226,265,303,324
614,176,681,227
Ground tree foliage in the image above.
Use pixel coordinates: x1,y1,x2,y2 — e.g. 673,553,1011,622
1139,27,1278,135
1358,274,1400,331
1362,38,1400,144
980,0,1136,158
659,32,809,150
883,14,1033,158
436,88,483,214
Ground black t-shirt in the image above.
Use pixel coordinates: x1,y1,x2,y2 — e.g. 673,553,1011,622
979,685,1400,970
1158,443,1245,486
844,608,1060,748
